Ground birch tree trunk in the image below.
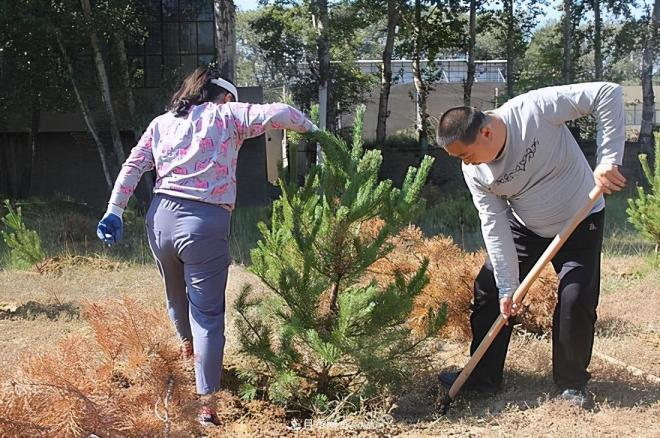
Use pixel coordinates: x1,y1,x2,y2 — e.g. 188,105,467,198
593,0,602,80
313,0,330,135
562,0,573,84
80,0,126,169
505,0,515,97
463,0,476,106
412,0,428,150
376,0,399,144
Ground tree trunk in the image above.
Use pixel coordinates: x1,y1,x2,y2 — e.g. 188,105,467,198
593,0,602,80
214,0,236,81
56,33,113,191
505,0,515,97
376,0,399,144
313,0,330,135
317,365,331,395
311,0,330,165
562,0,573,84
638,0,658,149
81,0,126,172
412,62,428,152
113,35,137,130
463,0,476,106
412,0,428,151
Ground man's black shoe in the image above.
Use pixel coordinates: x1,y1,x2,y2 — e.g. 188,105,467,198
438,371,500,394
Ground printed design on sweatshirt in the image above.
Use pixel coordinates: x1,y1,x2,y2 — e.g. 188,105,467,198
495,138,538,185
110,102,313,210
199,137,215,153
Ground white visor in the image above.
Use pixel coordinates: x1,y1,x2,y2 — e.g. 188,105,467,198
210,78,238,101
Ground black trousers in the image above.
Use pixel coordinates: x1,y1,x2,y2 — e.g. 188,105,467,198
469,209,604,390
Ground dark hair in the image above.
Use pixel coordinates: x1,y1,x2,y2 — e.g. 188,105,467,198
436,106,489,148
167,65,235,117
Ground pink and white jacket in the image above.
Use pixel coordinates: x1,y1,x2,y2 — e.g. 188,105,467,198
108,102,316,211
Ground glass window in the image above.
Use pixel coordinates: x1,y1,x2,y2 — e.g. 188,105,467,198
197,22,214,53
165,54,180,69
164,23,179,54
198,54,213,66
145,23,162,55
126,36,144,56
181,55,198,74
144,0,161,22
181,23,197,54
76,56,95,86
181,0,213,20
197,0,214,21
146,55,162,87
162,0,179,22
129,0,216,88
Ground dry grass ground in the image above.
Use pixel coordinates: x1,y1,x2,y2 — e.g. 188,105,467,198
0,255,658,437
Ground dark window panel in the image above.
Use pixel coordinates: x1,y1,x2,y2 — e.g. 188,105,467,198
145,23,162,55
181,23,197,54
162,0,179,22
165,55,180,69
145,0,161,22
181,54,197,74
146,55,162,87
126,36,144,56
130,0,217,88
198,54,213,66
180,1,195,20
181,0,213,20
198,0,214,20
197,22,214,53
76,56,96,88
164,23,179,54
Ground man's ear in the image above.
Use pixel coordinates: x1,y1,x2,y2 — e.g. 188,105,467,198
480,125,492,139
223,92,234,103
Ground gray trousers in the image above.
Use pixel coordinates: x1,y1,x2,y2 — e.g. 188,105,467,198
146,194,231,395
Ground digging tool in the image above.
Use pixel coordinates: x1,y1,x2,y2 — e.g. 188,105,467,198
439,185,604,414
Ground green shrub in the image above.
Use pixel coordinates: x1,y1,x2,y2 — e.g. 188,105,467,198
1,200,46,270
627,132,660,253
233,106,445,412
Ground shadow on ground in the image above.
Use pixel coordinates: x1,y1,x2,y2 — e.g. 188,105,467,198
0,300,79,321
391,367,660,423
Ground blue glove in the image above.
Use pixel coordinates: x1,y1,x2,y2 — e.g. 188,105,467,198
97,212,123,245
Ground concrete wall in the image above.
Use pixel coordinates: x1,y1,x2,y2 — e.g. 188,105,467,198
349,82,502,140
338,83,659,143
375,141,649,194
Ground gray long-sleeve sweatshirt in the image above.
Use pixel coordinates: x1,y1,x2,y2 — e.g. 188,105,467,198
462,82,625,299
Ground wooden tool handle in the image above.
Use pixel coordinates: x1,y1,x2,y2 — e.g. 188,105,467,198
447,186,604,400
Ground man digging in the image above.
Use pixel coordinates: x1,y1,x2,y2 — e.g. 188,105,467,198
435,82,626,408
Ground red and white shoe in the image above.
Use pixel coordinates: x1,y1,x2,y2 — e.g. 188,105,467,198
198,405,221,426
180,339,193,361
